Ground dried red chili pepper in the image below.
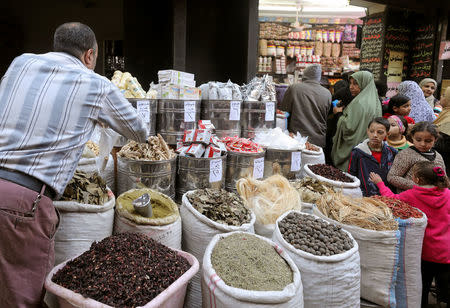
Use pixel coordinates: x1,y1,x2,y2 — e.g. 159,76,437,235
372,196,423,219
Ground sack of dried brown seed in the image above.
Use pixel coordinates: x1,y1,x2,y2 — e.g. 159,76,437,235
303,163,362,197
181,189,256,308
272,211,360,307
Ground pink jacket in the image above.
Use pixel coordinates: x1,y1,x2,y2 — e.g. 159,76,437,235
376,182,450,264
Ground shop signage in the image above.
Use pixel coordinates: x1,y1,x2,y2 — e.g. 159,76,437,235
387,51,404,83
439,41,450,60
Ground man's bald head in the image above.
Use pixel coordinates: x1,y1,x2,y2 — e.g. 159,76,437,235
53,22,97,59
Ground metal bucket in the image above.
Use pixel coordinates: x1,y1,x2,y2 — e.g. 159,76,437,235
115,98,157,147
157,99,201,145
225,150,266,192
175,154,227,202
201,99,242,138
264,148,302,180
241,100,276,139
116,156,176,199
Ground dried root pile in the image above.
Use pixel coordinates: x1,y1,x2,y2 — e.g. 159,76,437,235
317,193,398,231
118,134,175,161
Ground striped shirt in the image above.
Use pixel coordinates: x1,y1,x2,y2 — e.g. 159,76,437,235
0,52,147,196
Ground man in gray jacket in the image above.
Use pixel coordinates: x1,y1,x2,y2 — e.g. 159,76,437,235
280,64,331,147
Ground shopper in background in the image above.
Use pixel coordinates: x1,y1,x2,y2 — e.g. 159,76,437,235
280,63,331,148
370,162,449,308
388,122,446,192
331,71,382,171
419,78,441,112
324,71,355,164
348,117,397,197
0,22,147,307
383,94,415,127
375,80,388,104
398,80,435,123
386,115,411,151
434,86,450,171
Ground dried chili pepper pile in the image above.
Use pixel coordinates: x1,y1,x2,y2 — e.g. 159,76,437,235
52,233,190,307
372,196,423,219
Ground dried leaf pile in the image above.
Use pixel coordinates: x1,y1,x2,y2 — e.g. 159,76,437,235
118,134,175,161
317,193,398,231
291,177,335,204
61,171,108,205
187,189,251,226
236,174,301,225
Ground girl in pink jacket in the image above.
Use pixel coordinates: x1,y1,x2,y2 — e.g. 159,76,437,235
370,161,449,307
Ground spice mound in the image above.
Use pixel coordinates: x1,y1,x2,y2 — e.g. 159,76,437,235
117,189,178,224
221,136,264,153
372,196,423,219
317,193,398,231
118,134,175,161
291,177,335,204
279,212,353,256
305,142,320,152
52,233,190,308
187,189,251,226
211,233,293,291
60,171,108,205
309,164,353,183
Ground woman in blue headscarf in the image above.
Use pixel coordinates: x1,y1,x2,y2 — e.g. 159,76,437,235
397,81,435,123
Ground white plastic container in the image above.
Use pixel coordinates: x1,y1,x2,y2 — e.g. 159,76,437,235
45,249,199,308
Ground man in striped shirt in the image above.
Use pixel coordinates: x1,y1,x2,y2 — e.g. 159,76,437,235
0,22,147,307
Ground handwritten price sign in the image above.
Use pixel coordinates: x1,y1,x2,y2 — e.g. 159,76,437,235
439,41,450,60
229,101,241,121
137,100,150,124
265,102,275,121
184,101,196,122
253,157,264,179
209,159,223,183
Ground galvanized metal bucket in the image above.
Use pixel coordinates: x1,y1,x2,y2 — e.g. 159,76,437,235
157,99,201,145
241,100,276,139
264,148,302,180
116,156,176,199
225,150,265,192
175,154,227,202
115,98,157,147
201,99,242,138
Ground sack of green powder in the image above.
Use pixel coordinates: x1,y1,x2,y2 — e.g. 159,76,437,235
181,189,256,308
113,188,181,250
202,231,304,307
272,211,360,307
53,187,115,265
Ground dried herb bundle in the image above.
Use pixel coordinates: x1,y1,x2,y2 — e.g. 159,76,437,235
291,177,335,204
317,193,398,231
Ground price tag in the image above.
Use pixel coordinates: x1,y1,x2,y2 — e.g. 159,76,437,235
229,101,241,121
209,159,223,183
136,100,150,124
184,101,196,122
265,102,275,121
291,151,301,172
253,157,264,179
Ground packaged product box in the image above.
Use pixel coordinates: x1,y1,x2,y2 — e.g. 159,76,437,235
160,84,181,99
180,86,201,100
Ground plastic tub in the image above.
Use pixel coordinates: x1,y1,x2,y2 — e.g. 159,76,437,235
45,249,199,308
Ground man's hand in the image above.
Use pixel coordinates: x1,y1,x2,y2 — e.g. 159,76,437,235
333,106,344,114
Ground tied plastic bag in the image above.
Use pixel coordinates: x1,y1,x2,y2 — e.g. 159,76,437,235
200,81,242,100
96,126,120,172
254,127,305,150
241,75,276,101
